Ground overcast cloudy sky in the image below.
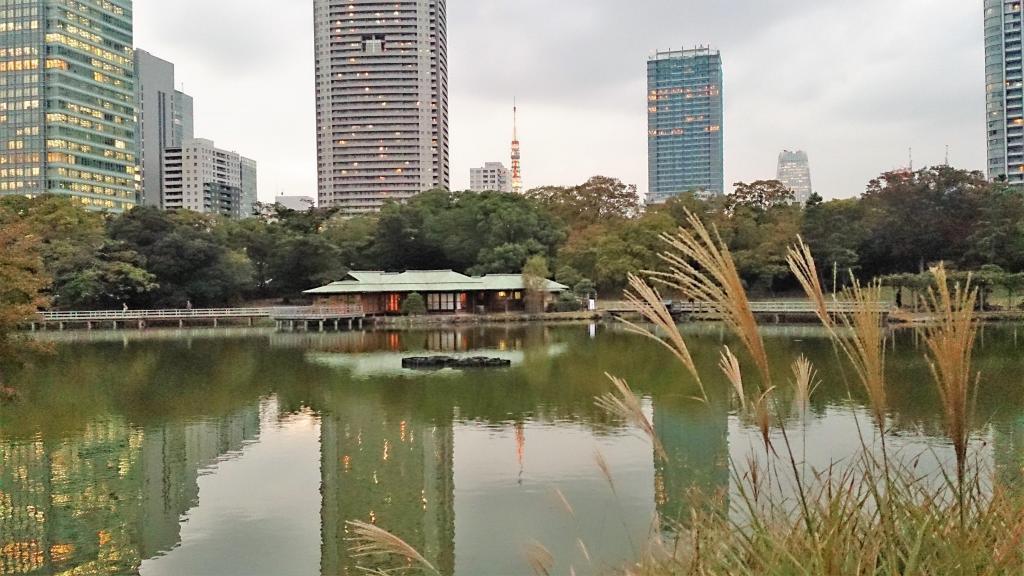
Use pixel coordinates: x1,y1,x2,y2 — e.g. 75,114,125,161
135,0,984,202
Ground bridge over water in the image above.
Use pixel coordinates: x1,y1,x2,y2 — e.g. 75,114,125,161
603,300,894,321
30,306,365,332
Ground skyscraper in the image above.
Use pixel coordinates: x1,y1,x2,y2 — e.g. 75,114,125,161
777,150,812,203
314,0,450,214
985,0,1024,183
0,0,138,212
135,50,194,208
647,47,724,204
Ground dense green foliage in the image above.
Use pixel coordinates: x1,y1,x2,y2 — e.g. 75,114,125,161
4,166,1024,310
401,293,427,316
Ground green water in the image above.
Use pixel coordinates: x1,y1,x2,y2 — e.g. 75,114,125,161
2,323,1024,575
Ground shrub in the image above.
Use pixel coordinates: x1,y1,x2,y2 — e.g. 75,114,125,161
553,292,582,312
401,292,426,316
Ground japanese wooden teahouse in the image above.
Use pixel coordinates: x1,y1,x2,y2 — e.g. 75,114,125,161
304,270,568,315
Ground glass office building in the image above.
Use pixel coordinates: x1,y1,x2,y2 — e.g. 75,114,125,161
0,0,137,211
647,47,723,203
985,0,1024,183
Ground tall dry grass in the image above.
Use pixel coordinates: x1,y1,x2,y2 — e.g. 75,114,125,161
345,214,1011,576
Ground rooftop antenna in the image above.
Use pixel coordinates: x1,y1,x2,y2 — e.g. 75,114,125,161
945,145,950,166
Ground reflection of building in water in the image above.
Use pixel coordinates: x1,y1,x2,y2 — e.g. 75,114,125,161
994,416,1024,490
0,420,145,575
272,328,531,355
139,405,261,557
0,405,260,574
321,396,455,575
652,398,730,528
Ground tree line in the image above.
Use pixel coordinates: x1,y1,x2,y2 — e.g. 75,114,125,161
1,166,1023,312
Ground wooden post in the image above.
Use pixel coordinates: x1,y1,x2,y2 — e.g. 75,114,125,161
319,320,324,332
179,319,184,328
213,318,218,328
248,317,254,327
112,321,118,330
59,322,64,331
87,322,92,331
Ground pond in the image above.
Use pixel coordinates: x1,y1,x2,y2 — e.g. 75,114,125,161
2,323,1024,575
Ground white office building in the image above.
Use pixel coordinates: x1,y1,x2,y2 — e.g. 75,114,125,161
162,139,256,219
469,162,511,193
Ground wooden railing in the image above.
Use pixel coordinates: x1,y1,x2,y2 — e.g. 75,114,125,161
37,305,364,322
669,301,893,314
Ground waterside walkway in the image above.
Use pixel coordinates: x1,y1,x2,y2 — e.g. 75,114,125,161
30,306,365,332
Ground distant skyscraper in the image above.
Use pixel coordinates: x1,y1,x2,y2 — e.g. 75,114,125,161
162,139,256,219
470,162,511,192
135,50,194,208
314,0,450,214
511,104,522,193
985,0,1024,183
0,0,138,212
647,47,724,204
777,150,813,203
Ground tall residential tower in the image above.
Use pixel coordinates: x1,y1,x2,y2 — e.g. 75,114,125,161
647,47,724,204
777,150,812,203
314,0,450,214
985,0,1024,183
0,0,137,211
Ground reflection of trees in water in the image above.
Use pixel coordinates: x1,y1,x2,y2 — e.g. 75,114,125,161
5,325,1024,573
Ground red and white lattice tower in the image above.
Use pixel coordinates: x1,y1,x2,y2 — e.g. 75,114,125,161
511,102,522,194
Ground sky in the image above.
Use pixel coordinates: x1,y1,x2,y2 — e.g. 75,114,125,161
134,0,985,203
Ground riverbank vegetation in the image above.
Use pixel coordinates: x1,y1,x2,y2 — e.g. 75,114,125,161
1,165,1023,312
345,205,1024,574
0,206,48,396
596,215,1022,574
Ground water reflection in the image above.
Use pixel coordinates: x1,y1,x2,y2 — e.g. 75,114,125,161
2,324,1024,575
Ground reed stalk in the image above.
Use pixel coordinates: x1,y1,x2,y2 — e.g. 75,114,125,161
652,209,772,390
920,263,980,524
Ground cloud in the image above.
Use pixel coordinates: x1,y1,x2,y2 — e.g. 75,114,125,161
135,0,985,202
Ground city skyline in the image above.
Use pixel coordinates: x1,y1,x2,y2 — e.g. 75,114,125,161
130,0,982,203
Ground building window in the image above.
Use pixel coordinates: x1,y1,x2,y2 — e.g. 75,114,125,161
387,293,401,313
427,293,456,312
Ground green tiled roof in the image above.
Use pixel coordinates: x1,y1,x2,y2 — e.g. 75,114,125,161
304,270,568,295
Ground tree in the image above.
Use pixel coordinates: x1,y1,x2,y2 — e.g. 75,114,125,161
522,255,550,314
401,293,427,316
0,214,49,381
527,176,641,228
858,167,989,277
268,234,346,297
109,208,253,307
54,241,159,310
555,266,582,289
801,198,867,288
729,180,795,211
